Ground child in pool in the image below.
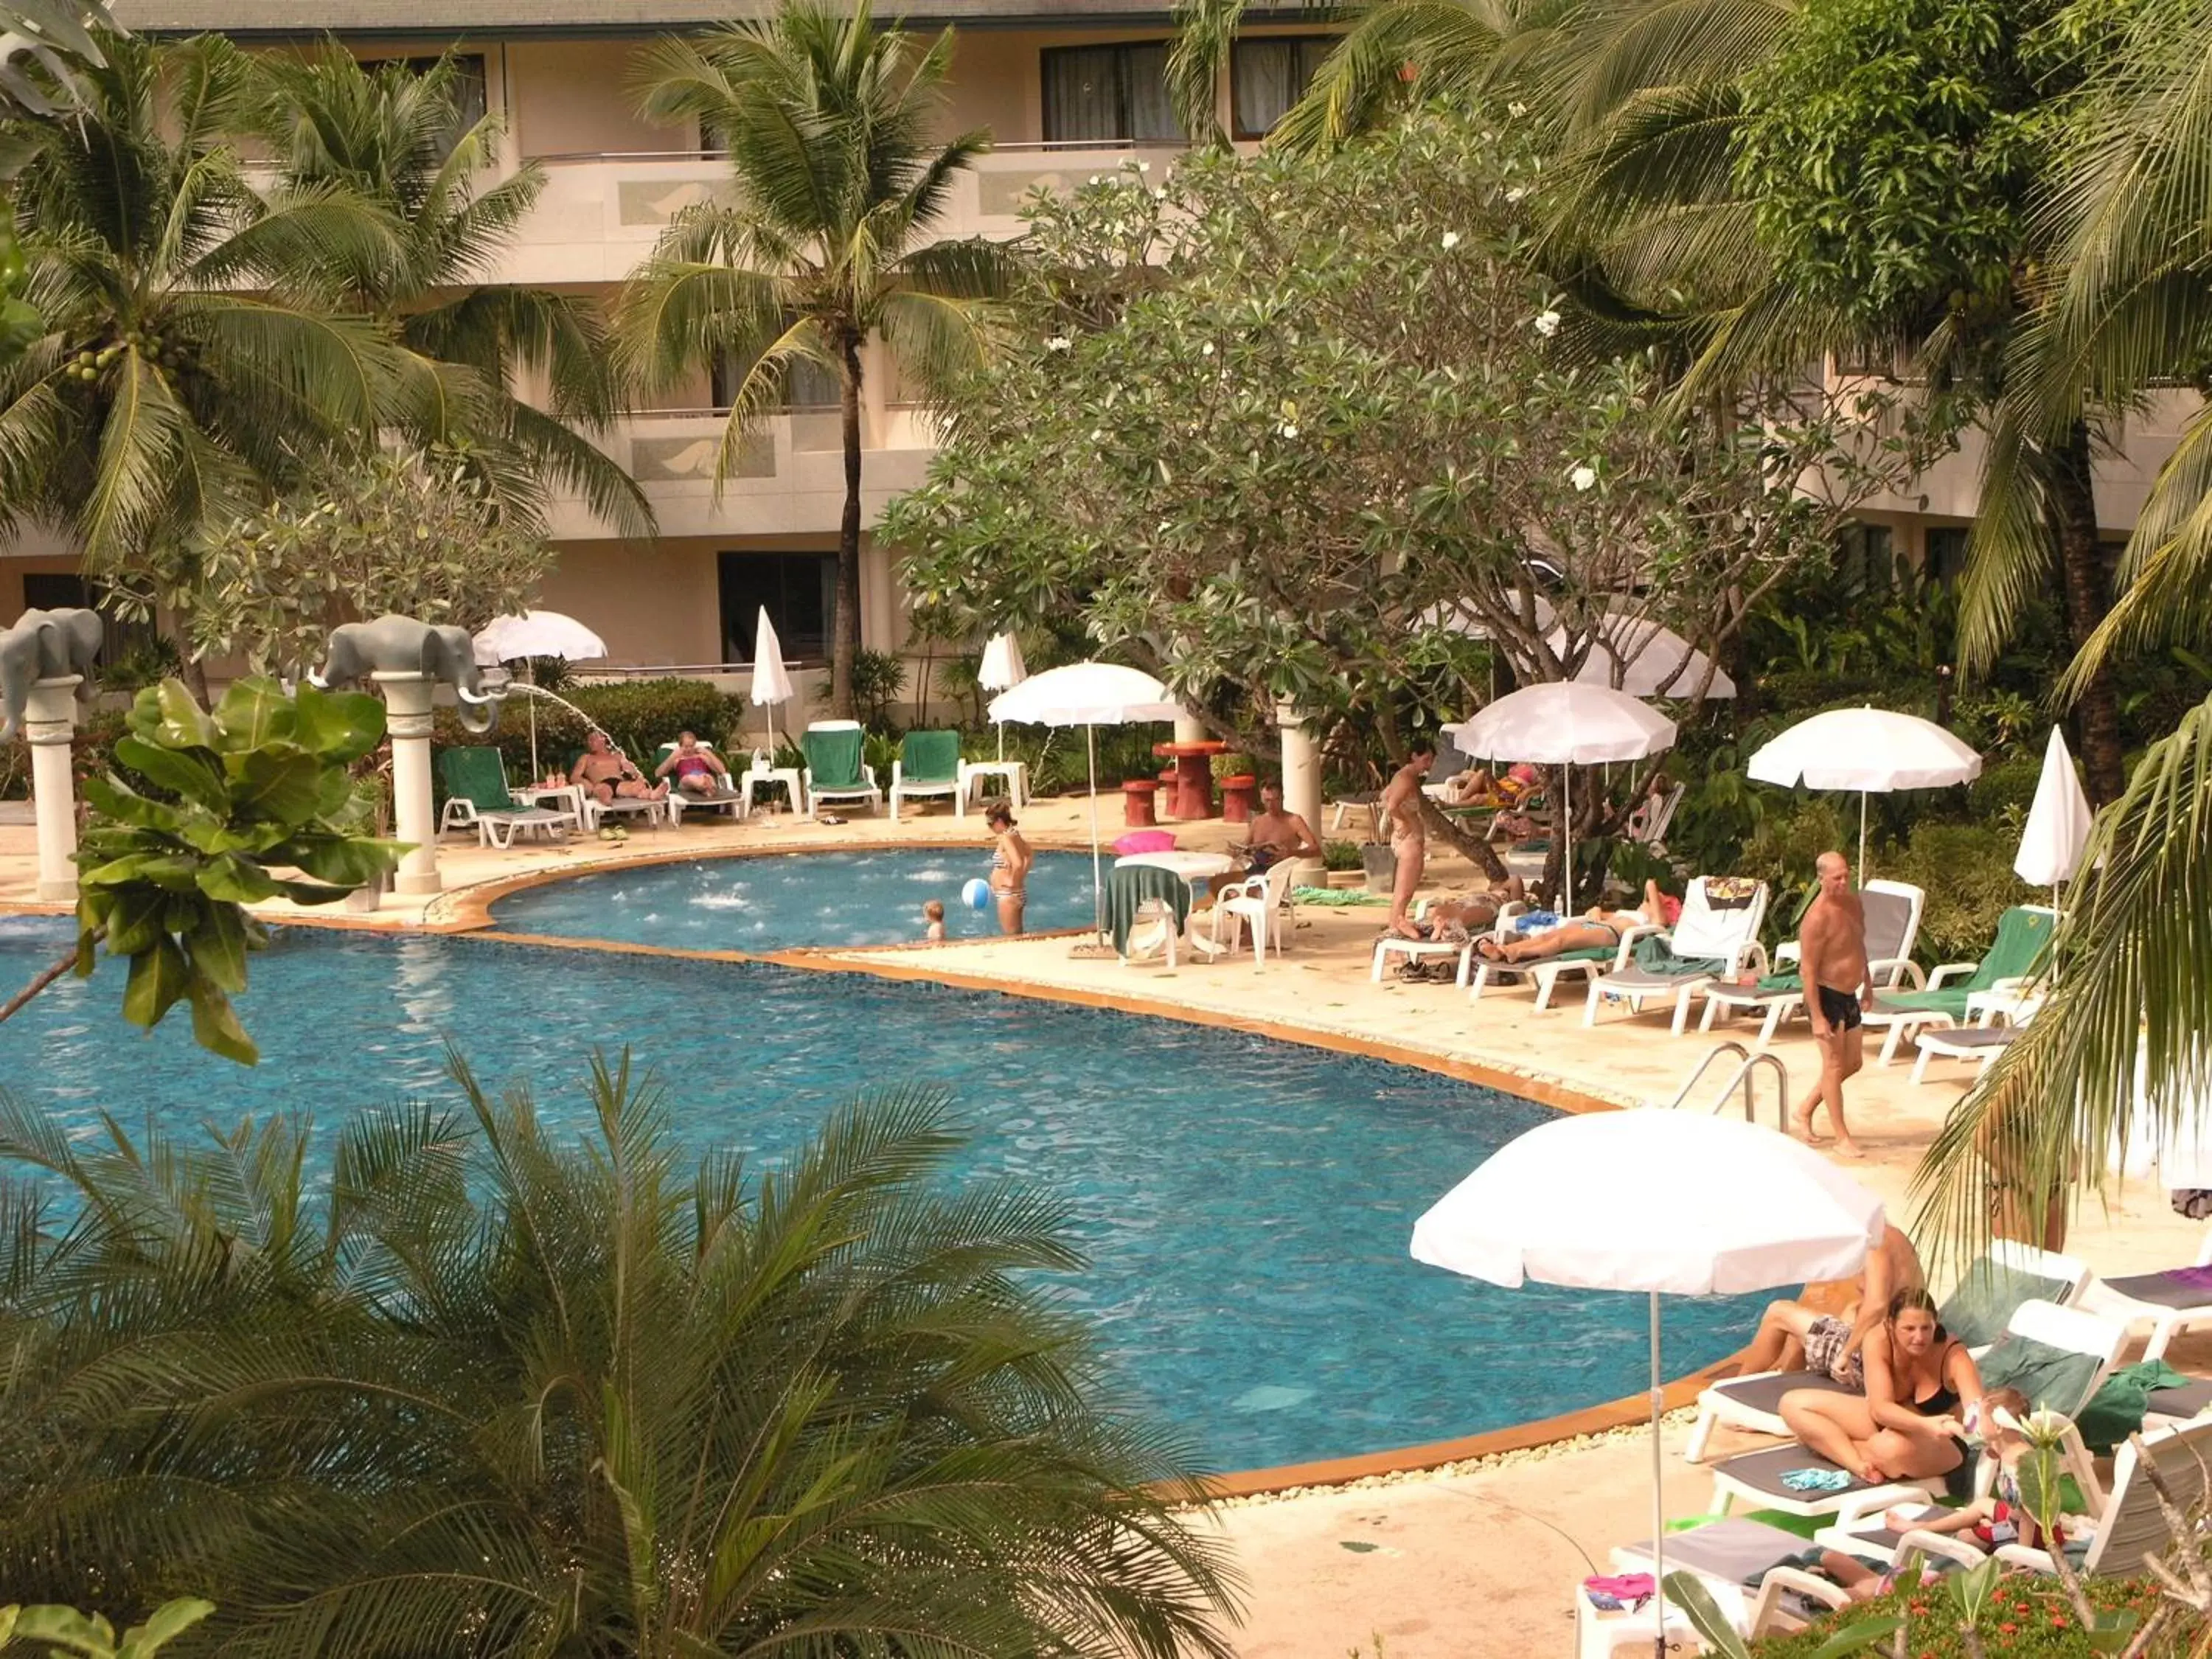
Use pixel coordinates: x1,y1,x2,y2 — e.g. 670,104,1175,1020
923,899,946,942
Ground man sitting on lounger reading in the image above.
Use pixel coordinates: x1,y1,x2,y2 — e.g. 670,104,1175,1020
572,729,669,807
1473,880,1675,964
654,730,731,797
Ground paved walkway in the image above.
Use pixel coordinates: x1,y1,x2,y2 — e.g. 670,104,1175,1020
1,793,2195,1657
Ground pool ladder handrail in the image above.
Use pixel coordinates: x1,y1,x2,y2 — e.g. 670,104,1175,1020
1658,1040,1790,1131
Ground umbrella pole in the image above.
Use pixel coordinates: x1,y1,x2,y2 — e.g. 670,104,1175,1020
1857,791,1868,877
526,661,540,781
1088,726,1105,942
1649,1290,1667,1659
1562,765,1574,916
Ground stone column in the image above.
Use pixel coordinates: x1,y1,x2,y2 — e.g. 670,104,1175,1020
1173,711,1208,745
1276,700,1325,882
25,676,83,902
375,671,442,897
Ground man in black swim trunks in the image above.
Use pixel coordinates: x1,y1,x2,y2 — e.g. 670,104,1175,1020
1793,850,1872,1155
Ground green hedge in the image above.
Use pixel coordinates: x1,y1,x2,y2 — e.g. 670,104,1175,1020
1879,818,2041,964
434,678,750,781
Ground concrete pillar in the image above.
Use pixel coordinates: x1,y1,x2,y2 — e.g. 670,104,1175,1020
375,671,442,897
1174,711,1208,745
1276,700,1324,881
25,675,83,902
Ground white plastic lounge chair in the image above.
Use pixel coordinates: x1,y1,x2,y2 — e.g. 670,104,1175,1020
1702,1299,2127,1519
2079,1224,2212,1361
1992,1416,2212,1577
1863,904,2056,1065
437,746,572,849
1910,1015,2034,1085
1371,897,1526,987
1700,880,1927,1049
801,720,883,818
1585,877,1770,1035
654,740,745,824
1606,1517,1855,1647
1467,912,1648,1009
889,729,964,821
1683,1239,2093,1463
1213,860,1298,966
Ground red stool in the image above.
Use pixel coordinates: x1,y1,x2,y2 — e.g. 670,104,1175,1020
1121,779,1159,827
1220,774,1258,824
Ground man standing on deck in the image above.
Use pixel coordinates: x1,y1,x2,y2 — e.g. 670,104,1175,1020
1792,850,1872,1156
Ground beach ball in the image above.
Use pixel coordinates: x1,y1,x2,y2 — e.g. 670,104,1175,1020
961,878,992,911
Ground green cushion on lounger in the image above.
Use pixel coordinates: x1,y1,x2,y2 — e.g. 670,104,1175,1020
900,728,960,783
1630,933,1726,979
1939,1256,2070,1351
1756,970,1802,994
1876,906,2054,1020
1979,1332,2104,1419
439,745,520,813
804,726,866,790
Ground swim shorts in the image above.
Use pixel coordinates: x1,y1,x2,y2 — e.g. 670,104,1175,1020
1801,1315,1865,1389
1815,984,1863,1032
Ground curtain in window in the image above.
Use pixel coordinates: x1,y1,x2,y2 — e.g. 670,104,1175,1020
1122,44,1183,142
1233,40,1295,136
1045,46,1121,142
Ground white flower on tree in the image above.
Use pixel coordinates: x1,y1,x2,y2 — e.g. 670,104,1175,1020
1534,310,1562,337
1441,232,1461,250
1046,336,1072,352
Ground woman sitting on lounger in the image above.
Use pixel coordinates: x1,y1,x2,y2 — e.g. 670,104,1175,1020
1473,880,1675,964
1778,1287,1982,1486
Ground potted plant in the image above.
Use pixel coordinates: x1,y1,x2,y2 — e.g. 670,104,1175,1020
1321,839,1366,890
1360,839,1397,893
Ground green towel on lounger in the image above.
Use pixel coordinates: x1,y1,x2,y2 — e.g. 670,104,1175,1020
2079,1359,2191,1453
1755,969,1802,994
1630,933,1727,979
1103,864,1192,956
803,726,866,790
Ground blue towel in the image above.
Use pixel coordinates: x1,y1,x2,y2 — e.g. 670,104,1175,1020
1780,1467,1852,1492
1514,911,1560,932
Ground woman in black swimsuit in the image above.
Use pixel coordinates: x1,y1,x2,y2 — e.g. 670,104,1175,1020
1778,1287,1980,1485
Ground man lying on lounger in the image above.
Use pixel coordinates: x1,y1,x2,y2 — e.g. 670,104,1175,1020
1400,877,1528,942
571,729,669,807
1473,880,1677,964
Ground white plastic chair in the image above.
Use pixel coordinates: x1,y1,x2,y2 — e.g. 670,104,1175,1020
1211,860,1297,966
1585,877,1770,1034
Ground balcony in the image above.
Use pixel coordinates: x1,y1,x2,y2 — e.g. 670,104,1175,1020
545,406,940,541
501,141,1186,286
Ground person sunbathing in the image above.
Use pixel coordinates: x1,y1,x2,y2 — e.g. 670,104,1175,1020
1439,761,1538,808
1473,880,1676,963
654,730,731,797
572,729,669,807
1405,877,1527,941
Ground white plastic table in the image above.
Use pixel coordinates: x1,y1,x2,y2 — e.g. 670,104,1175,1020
1114,851,1235,883
743,766,806,818
960,759,1029,810
514,784,586,832
1574,1582,1696,1659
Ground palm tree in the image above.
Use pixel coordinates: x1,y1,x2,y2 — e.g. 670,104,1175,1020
620,0,1009,717
0,0,116,119
0,1056,1242,1655
0,30,402,670
252,45,650,537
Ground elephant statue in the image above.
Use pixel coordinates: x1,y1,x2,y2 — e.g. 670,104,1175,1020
0,607,102,742
310,614,501,734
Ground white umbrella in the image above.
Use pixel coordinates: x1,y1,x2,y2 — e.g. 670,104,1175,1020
1747,707,1982,874
473,610,608,779
1413,1110,1886,1659
750,607,796,758
990,662,1182,937
1550,617,1736,701
2015,726,2095,897
1445,682,1678,913
978,630,1028,760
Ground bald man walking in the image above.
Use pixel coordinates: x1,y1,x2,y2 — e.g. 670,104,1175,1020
1792,851,1871,1156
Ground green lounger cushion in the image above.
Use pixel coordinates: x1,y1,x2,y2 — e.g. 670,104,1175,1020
439,745,518,813
1979,1332,2105,1419
900,728,960,783
1939,1256,2071,1351
1877,906,2053,1019
804,726,866,790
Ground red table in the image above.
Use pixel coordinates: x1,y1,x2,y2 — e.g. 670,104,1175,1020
1152,740,1227,821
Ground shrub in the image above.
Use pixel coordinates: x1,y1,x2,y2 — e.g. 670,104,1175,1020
1968,749,2043,821
1321,838,1363,872
1749,1572,2171,1656
434,678,746,780
849,648,908,729
1882,818,2039,963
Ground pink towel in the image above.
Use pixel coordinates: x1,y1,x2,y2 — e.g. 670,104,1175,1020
1583,1573,1656,1600
1113,830,1178,855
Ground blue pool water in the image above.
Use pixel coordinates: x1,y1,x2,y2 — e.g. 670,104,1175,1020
0,915,1764,1472
493,848,1099,948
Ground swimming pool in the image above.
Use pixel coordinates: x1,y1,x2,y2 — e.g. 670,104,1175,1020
0,915,1764,1472
492,848,1099,949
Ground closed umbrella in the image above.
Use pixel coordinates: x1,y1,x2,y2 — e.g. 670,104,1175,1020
989,663,1182,937
2015,726,2095,903
978,630,1028,761
1413,1110,1886,1659
473,610,608,780
1445,682,1678,912
1747,707,1981,874
750,608,796,758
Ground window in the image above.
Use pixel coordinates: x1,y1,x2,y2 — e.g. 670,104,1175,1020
363,54,488,159
1834,522,1896,591
1041,43,1183,145
712,352,841,412
1231,37,1335,139
720,552,836,664
1924,526,1970,586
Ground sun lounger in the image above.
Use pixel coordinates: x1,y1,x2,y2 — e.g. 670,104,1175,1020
1585,877,1770,1035
653,740,745,824
1910,1021,2026,1084
1703,1299,2126,1518
1606,1517,1854,1647
1371,899,1526,986
1700,880,1926,1048
2079,1225,2212,1361
1683,1239,2093,1463
437,746,573,849
1467,917,1647,1009
563,745,671,830
1993,1416,2212,1577
1865,904,2055,1065
801,720,883,818
2143,1374,2212,1429
889,729,964,821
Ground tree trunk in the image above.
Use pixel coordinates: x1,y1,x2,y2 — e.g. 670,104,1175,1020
831,333,866,720
2050,420,2126,804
